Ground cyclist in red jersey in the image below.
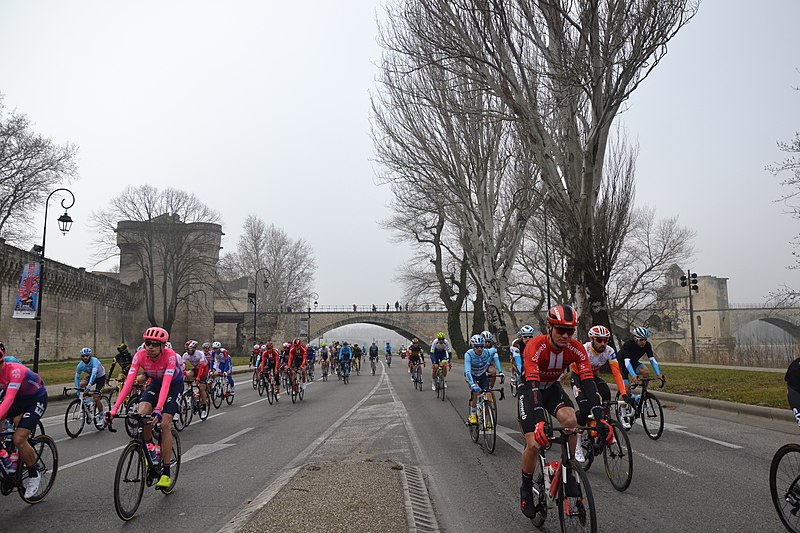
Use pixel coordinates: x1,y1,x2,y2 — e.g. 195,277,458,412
259,342,281,396
287,338,308,390
516,305,613,520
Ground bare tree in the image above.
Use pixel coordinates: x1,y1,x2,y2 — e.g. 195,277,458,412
92,185,221,332
387,0,698,330
373,18,541,351
219,215,316,313
0,96,78,243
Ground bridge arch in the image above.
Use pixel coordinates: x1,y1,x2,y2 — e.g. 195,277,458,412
310,316,431,349
652,340,689,360
733,315,800,340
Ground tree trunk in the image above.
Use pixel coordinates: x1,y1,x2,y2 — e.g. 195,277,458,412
471,286,485,335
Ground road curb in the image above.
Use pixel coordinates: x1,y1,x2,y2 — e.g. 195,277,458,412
607,384,794,424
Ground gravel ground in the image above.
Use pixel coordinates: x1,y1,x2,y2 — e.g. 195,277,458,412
240,460,408,533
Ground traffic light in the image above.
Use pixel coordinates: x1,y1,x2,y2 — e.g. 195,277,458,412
680,272,699,292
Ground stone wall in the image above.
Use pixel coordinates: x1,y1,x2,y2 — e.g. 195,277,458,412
0,238,148,361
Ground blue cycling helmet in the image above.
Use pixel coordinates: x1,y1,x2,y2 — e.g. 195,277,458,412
470,334,485,347
633,327,650,339
79,347,92,357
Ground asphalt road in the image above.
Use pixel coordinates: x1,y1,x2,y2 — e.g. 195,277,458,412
1,360,795,532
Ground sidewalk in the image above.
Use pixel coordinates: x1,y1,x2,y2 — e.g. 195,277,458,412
44,364,253,403
660,361,784,373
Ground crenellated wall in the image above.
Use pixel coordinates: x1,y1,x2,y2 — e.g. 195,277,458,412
0,238,148,361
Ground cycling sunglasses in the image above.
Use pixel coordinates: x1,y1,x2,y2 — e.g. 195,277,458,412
144,340,162,347
553,327,575,336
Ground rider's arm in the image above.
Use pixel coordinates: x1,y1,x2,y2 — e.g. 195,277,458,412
464,351,476,387
648,356,661,376
87,359,99,386
0,367,26,420
609,360,627,394
624,357,636,377
109,358,118,377
512,347,523,374
154,354,178,412
74,362,83,388
111,354,143,414
492,352,503,373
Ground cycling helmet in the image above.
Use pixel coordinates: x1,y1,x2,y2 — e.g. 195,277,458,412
412,338,420,343
202,342,211,349
143,327,169,343
518,325,536,337
261,344,267,350
293,338,302,345
588,325,611,339
634,327,650,339
480,330,494,342
321,342,326,347
211,341,222,349
343,341,349,346
253,344,261,350
79,347,92,357
547,305,578,327
470,334,485,348
164,342,172,349
186,340,199,351
437,332,445,340
265,342,274,350
283,342,290,348
117,343,128,352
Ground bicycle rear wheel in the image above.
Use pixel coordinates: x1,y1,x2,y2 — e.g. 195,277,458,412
94,395,111,430
158,428,181,494
251,369,258,390
558,461,597,533
64,399,85,438
603,420,633,492
257,373,265,396
182,391,194,428
613,392,633,432
771,443,800,533
225,383,234,405
578,430,595,472
17,434,58,504
483,402,496,454
114,442,146,521
641,393,664,440
530,464,548,528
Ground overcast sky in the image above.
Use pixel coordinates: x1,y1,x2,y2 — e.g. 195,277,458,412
1,0,798,307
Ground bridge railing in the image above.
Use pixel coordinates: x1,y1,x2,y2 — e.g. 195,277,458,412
308,304,450,313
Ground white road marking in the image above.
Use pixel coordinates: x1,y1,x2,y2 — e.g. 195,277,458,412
662,422,743,449
182,427,254,463
634,450,695,477
60,445,128,471
496,425,525,453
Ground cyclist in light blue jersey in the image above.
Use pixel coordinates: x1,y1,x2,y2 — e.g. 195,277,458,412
74,347,107,425
464,335,503,425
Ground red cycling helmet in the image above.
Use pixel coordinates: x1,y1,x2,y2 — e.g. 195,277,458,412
186,340,199,350
143,327,169,343
265,342,274,350
293,338,302,345
588,325,610,339
547,305,578,327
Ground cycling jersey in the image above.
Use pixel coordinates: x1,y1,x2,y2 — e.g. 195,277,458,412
259,348,280,373
109,351,133,376
408,344,424,362
385,344,392,355
320,347,330,361
211,348,232,373
0,362,46,421
307,346,316,363
288,344,308,368
111,347,184,415
3,355,21,364
430,339,452,365
617,338,661,378
74,356,107,388
572,342,627,393
339,346,353,361
464,348,502,388
182,350,208,369
369,344,379,358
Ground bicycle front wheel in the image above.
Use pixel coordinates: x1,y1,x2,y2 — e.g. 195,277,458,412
483,402,496,454
771,443,800,533
225,383,234,405
181,391,193,429
94,395,111,430
251,369,259,389
158,428,181,494
212,382,223,409
257,374,265,396
17,434,58,504
641,393,664,440
114,442,146,521
64,399,85,438
470,407,480,443
603,419,633,492
558,460,597,533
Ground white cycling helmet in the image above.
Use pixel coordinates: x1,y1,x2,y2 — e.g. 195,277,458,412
480,330,494,342
470,334,486,347
212,341,222,349
588,325,611,339
253,344,261,350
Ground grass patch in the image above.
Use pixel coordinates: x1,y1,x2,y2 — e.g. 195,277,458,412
652,365,787,409
29,356,250,386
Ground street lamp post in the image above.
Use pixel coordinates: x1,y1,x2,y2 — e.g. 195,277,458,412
307,292,319,344
33,188,75,373
252,267,270,345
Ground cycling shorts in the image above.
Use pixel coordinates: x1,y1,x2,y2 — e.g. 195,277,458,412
191,364,209,382
570,374,610,403
469,372,489,391
517,382,574,434
7,390,48,432
621,361,646,381
86,374,106,394
216,360,232,374
141,377,184,416
430,351,449,365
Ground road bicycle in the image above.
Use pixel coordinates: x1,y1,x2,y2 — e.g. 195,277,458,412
340,360,351,385
210,372,234,408
289,367,305,403
63,387,110,437
614,376,665,440
468,386,504,454
510,367,521,398
107,413,181,521
354,357,361,376
370,356,378,376
411,362,424,391
576,400,633,492
770,442,800,533
385,353,392,367
434,364,449,401
307,362,315,382
530,424,598,532
175,380,209,430
251,367,259,390
257,369,278,404
321,359,330,381
0,423,58,503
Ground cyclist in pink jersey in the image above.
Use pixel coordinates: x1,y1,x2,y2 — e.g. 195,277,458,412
0,344,48,498
108,327,184,489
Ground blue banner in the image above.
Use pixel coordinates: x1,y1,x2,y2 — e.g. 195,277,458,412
12,262,40,319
